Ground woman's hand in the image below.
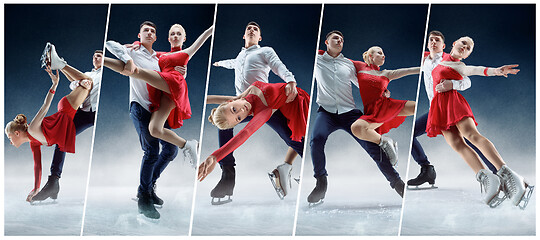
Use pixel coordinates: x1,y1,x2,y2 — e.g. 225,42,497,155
121,60,139,76
174,65,187,76
26,189,38,202
45,65,59,86
80,79,93,90
494,64,520,77
198,155,218,181
124,42,140,51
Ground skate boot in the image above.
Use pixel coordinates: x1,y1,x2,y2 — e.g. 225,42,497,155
182,139,199,169
476,169,506,208
393,179,405,198
268,163,292,199
379,135,398,166
138,191,160,219
407,165,437,190
31,175,60,202
211,165,235,205
497,165,535,210
135,184,163,208
307,176,327,207
41,42,67,70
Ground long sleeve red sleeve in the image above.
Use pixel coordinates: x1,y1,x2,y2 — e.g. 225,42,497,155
30,143,42,191
211,108,273,162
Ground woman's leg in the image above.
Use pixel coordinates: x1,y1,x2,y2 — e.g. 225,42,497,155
284,147,297,165
61,64,92,82
441,126,485,173
103,57,171,94
148,95,186,148
456,117,505,170
65,83,91,110
351,119,384,144
398,101,416,116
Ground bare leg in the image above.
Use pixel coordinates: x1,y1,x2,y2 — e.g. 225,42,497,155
60,64,92,82
397,101,416,116
441,126,486,173
148,94,187,148
65,86,91,110
284,147,297,165
103,57,171,94
351,119,384,144
456,117,505,170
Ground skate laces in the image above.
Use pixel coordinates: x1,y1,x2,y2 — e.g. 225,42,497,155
500,169,517,197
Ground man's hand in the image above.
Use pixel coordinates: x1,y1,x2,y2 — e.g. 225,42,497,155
284,81,298,103
435,80,453,93
121,60,139,76
174,65,187,77
213,62,220,67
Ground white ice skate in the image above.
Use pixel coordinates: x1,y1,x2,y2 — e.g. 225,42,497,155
105,40,132,63
268,163,292,200
476,169,506,208
182,139,199,169
379,135,398,166
40,42,66,70
497,165,535,210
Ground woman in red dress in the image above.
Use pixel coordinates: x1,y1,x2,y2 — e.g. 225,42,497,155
425,36,530,208
350,46,419,165
104,25,213,164
5,65,92,202
197,81,309,181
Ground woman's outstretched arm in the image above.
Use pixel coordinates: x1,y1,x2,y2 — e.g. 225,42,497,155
183,26,214,59
461,64,520,77
28,67,59,136
206,95,236,104
384,67,421,81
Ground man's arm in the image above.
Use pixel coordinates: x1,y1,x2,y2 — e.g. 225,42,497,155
213,59,236,69
264,47,297,102
435,76,471,93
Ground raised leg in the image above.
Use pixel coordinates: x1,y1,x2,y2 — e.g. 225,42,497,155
397,101,416,116
103,57,171,93
350,119,384,144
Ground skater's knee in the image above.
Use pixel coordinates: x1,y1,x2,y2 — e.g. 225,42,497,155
351,121,368,138
148,125,163,138
310,133,329,146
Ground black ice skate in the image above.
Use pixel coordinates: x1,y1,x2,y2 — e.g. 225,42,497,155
393,179,405,198
137,192,160,220
268,163,293,200
31,175,60,204
211,165,235,205
308,176,327,207
133,185,163,209
407,165,438,190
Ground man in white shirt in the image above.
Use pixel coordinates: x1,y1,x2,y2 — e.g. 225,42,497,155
32,50,103,202
308,30,405,206
407,30,496,189
104,21,178,219
210,21,301,204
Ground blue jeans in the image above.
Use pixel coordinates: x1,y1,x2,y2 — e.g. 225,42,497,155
412,112,497,173
218,110,305,166
130,102,178,194
310,107,401,188
50,109,96,178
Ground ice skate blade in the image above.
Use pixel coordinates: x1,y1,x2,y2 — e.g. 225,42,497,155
131,197,163,209
40,42,52,68
308,199,324,208
406,184,438,190
136,214,160,224
268,171,285,200
294,177,300,184
487,193,507,208
211,195,232,205
29,199,57,206
517,185,534,210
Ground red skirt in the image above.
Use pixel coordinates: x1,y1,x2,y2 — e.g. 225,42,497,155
278,88,310,142
426,90,477,137
41,97,77,153
360,97,407,135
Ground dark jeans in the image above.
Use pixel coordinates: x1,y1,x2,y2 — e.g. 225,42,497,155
218,110,305,167
310,107,401,188
412,112,497,173
50,109,96,178
130,102,178,194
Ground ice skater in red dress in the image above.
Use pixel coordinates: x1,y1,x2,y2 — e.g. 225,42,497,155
104,25,213,165
5,61,92,202
197,81,310,184
350,46,419,166
425,36,532,209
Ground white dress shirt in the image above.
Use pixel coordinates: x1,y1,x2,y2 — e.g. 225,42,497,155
215,45,296,96
422,52,471,104
106,40,159,111
314,51,359,114
69,67,102,112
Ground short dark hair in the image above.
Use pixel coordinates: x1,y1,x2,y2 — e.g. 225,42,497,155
428,30,445,42
94,50,103,54
140,21,157,31
326,30,344,40
246,21,261,30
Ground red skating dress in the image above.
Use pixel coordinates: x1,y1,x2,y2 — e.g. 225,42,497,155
426,54,477,137
147,46,191,129
28,96,77,190
352,61,407,135
212,81,310,162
